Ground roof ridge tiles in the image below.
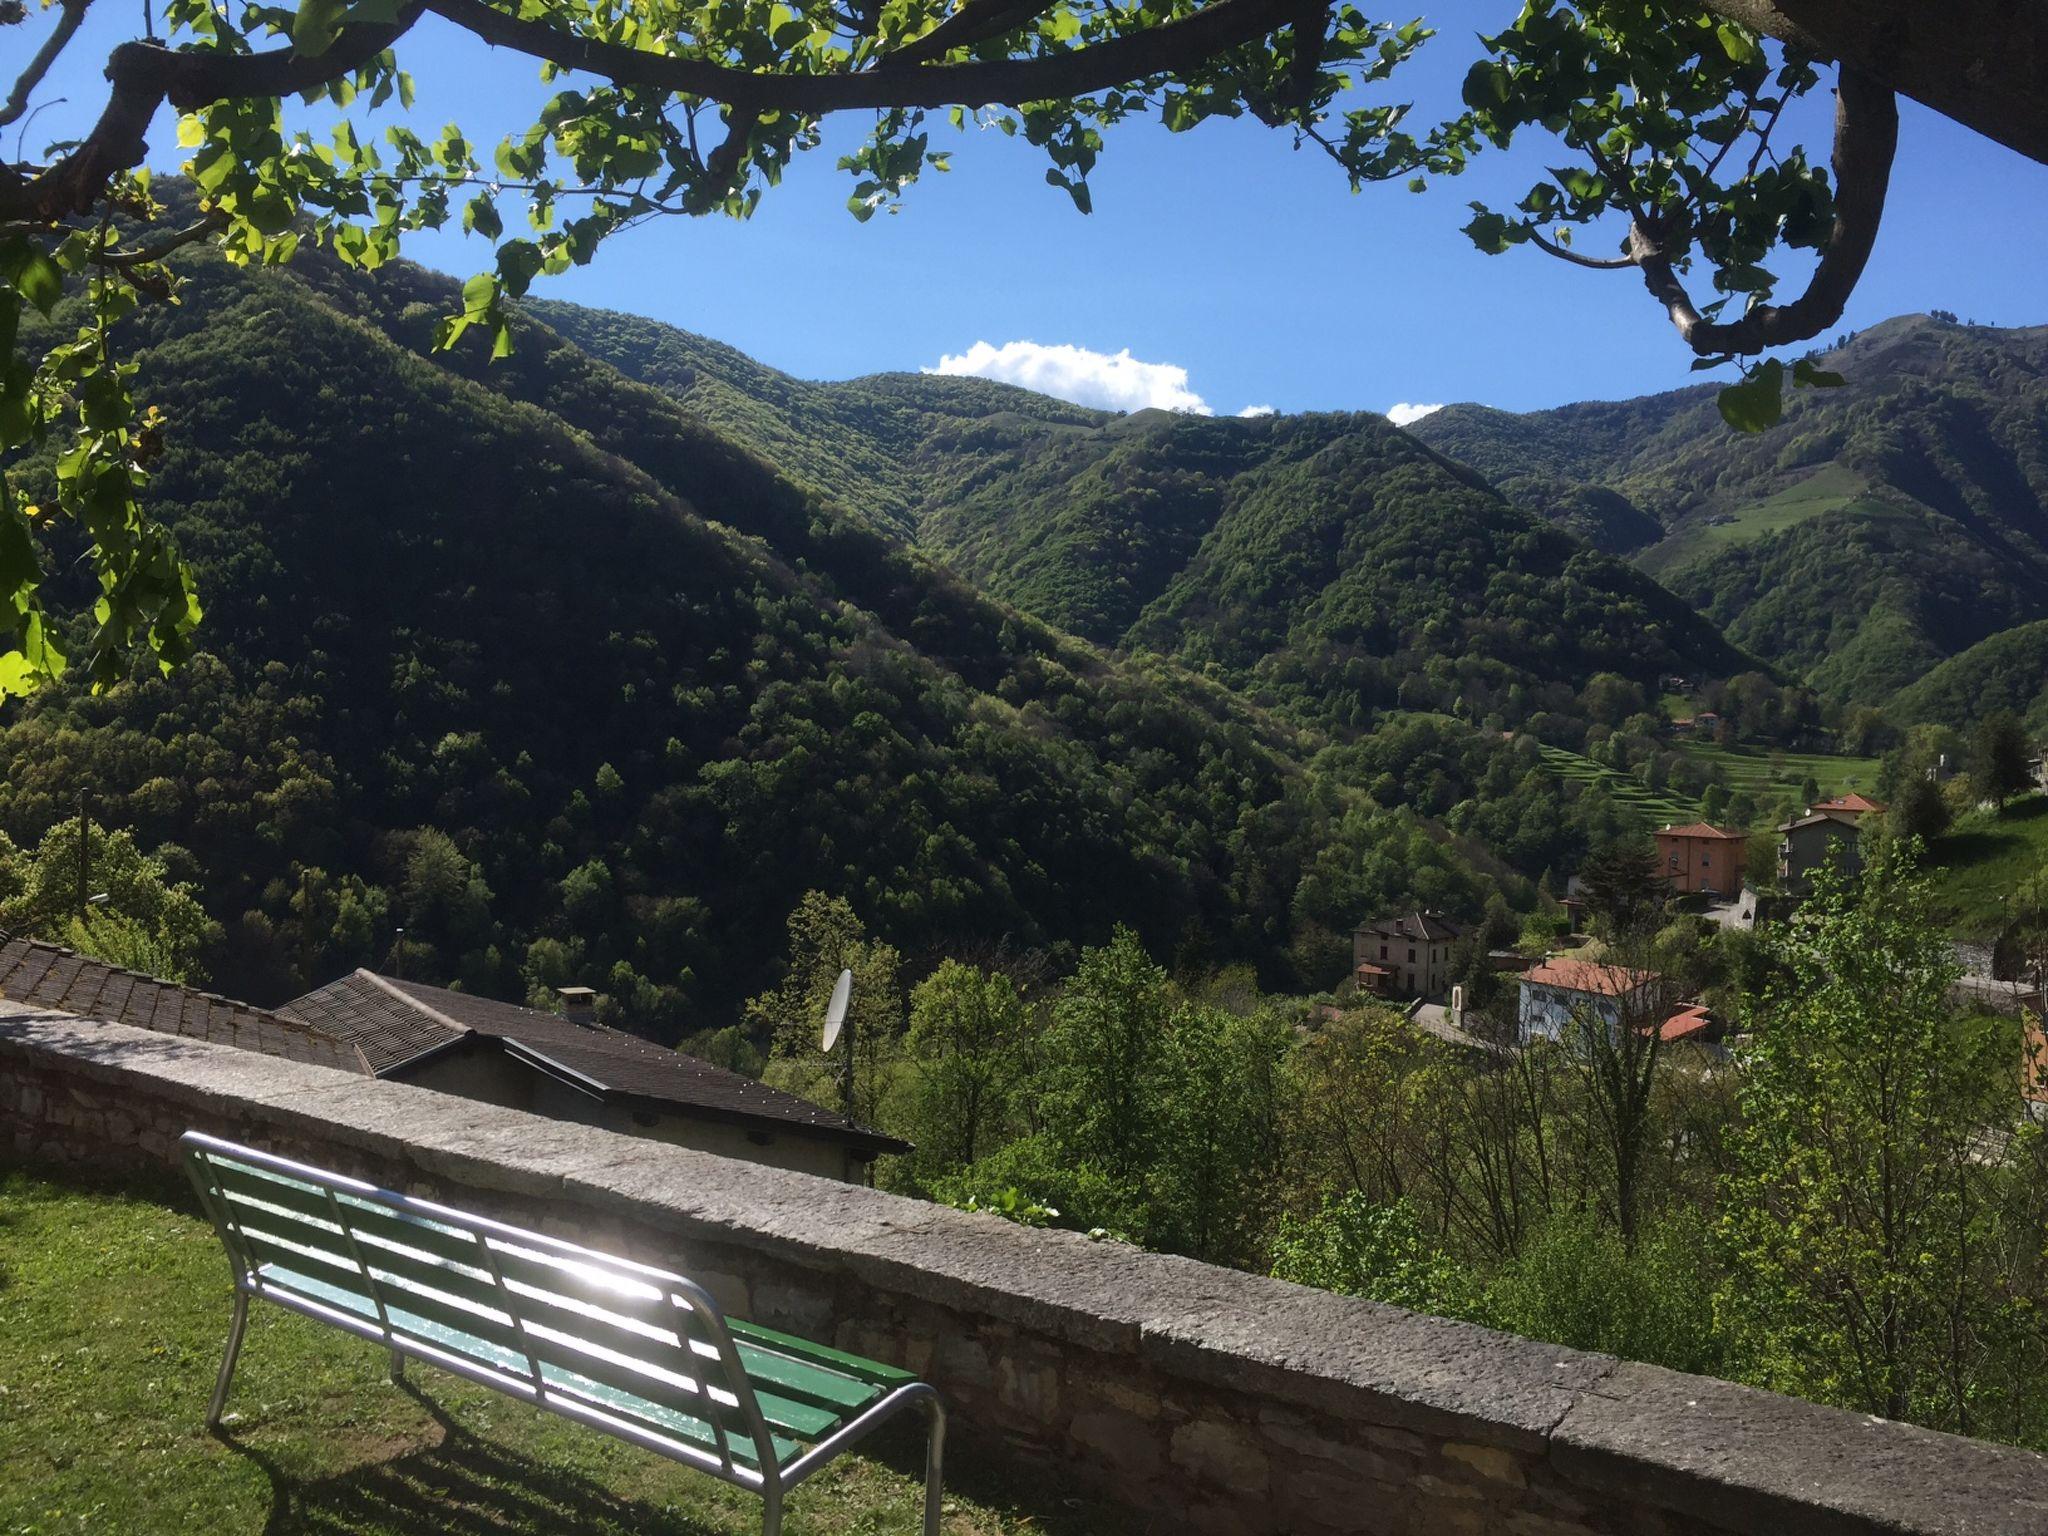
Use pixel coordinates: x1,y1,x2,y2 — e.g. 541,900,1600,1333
355,968,476,1038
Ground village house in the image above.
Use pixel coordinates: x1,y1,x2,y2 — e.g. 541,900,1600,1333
1777,793,1883,892
1653,821,1748,897
1517,958,1664,1043
1352,910,1467,1000
0,937,905,1181
283,970,905,1181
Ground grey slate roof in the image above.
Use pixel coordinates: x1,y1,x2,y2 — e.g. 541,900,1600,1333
1357,910,1468,944
282,969,907,1156
0,935,367,1074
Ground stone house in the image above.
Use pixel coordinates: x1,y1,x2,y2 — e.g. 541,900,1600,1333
1777,799,1880,891
1352,910,1468,1000
1653,822,1748,898
283,969,906,1181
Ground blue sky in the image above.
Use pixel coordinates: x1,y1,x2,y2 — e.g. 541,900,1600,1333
25,8,2048,415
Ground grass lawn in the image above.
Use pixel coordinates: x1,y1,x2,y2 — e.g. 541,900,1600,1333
1637,463,1872,576
0,1166,1113,1536
1535,745,1701,826
1928,793,2048,938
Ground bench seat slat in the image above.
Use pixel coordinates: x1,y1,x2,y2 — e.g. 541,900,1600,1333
734,1343,889,1415
728,1318,917,1388
335,1196,499,1269
486,1242,692,1337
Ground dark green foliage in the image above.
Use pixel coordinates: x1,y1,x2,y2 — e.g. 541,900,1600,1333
0,250,1513,1017
1891,776,1953,844
1973,711,2033,811
1576,838,1667,939
557,318,1748,731
1892,621,2048,736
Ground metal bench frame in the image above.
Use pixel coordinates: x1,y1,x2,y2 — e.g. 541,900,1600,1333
180,1131,944,1536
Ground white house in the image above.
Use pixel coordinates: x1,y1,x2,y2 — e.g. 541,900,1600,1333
1517,958,1663,1044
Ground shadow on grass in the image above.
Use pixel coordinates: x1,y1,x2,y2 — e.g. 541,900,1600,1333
221,1379,1116,1536
224,1382,732,1536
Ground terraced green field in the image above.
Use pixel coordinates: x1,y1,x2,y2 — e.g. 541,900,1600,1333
1637,463,1871,576
1677,742,1882,819
1536,745,1703,825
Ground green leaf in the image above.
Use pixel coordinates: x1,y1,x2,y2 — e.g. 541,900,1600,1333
1792,357,1846,390
2,244,64,316
1716,21,1760,65
291,0,348,57
1717,359,1785,433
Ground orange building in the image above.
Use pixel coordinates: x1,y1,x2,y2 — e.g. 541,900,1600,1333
1654,822,1748,898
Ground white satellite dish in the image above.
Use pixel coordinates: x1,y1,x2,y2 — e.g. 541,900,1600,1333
821,968,853,1053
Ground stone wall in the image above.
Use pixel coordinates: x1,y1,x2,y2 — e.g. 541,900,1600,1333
7,1003,2048,1536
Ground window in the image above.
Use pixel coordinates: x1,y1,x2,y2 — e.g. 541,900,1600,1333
1408,947,1416,962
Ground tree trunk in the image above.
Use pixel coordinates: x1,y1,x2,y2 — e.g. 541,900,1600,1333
1701,0,2048,166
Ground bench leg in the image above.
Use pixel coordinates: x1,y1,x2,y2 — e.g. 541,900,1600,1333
206,1291,250,1431
922,1394,946,1536
760,1484,783,1536
389,1347,405,1385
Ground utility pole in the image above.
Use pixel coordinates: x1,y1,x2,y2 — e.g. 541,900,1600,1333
75,793,89,919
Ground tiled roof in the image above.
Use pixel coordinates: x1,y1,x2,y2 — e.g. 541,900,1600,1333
1521,958,1661,996
1357,910,1467,943
1656,822,1746,840
0,935,366,1073
1812,792,1885,815
1660,1004,1716,1042
283,970,907,1155
1778,808,1864,834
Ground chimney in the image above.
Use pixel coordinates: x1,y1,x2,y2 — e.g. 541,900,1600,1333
557,986,598,1026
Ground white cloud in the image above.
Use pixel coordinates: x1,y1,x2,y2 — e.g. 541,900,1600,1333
1238,404,1276,418
1386,402,1447,427
925,340,1211,415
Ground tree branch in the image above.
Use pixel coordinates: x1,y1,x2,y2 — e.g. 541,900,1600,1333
2,0,92,130
0,5,424,220
1630,64,1896,356
879,0,1061,68
1698,0,2048,167
424,0,1311,111
1527,226,1632,271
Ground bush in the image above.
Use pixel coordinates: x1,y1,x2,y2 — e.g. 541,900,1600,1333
1269,1194,1481,1319
1484,1209,1723,1376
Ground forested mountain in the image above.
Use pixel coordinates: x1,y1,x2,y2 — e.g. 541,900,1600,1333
1,247,1582,1022
1890,620,2048,734
1413,316,2048,704
544,307,1749,730
12,233,2036,1027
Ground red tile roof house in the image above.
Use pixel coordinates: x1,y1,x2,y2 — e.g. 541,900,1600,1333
1810,792,1886,817
1653,822,1748,898
1517,958,1664,1044
282,970,905,1181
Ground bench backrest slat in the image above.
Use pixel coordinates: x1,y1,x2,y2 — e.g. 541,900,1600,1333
183,1133,781,1474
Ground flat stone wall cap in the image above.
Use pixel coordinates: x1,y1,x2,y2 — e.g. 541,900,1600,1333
0,1013,354,1108
1552,1360,2048,1535
1141,1271,1613,1449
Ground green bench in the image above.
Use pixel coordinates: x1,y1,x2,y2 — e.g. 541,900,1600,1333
180,1130,944,1535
